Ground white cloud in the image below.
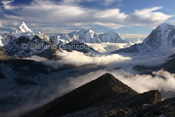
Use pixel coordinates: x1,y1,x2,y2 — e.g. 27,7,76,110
61,0,97,5
0,19,19,29
69,69,175,99
112,70,175,96
0,23,4,28
95,9,127,21
122,34,148,39
94,22,124,29
104,0,114,6
25,0,86,17
87,43,131,53
57,50,131,67
127,7,172,27
104,0,122,6
61,0,119,6
0,0,173,33
1,0,16,10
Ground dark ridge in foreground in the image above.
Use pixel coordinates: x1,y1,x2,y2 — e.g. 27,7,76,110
138,97,175,116
21,73,175,117
64,90,161,117
21,73,138,117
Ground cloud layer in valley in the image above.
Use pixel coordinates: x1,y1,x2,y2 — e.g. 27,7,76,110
2,69,175,117
66,70,175,98
1,45,175,117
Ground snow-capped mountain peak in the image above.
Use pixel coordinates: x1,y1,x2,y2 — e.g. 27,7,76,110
113,23,175,54
157,23,175,30
106,31,124,39
99,31,126,43
66,29,101,43
141,23,175,51
14,22,32,34
106,30,117,34
12,22,33,38
79,29,96,39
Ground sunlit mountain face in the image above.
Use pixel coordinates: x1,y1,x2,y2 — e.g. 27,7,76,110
0,0,175,117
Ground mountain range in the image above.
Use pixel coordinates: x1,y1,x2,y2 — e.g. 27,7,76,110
0,22,129,58
1,22,175,117
2,22,175,57
54,29,127,43
0,22,127,46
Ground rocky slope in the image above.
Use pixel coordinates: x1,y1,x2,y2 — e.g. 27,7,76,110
138,97,175,116
0,48,11,60
4,34,58,59
21,73,175,117
64,90,161,117
21,73,138,117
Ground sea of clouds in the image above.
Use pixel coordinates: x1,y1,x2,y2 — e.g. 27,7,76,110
1,43,175,117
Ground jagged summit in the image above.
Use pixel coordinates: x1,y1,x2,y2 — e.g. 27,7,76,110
74,28,100,43
99,31,125,43
92,73,137,95
79,29,96,38
14,22,32,34
93,73,126,86
104,31,122,37
12,22,33,38
22,73,137,117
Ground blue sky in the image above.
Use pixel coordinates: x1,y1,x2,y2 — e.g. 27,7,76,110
0,0,175,39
